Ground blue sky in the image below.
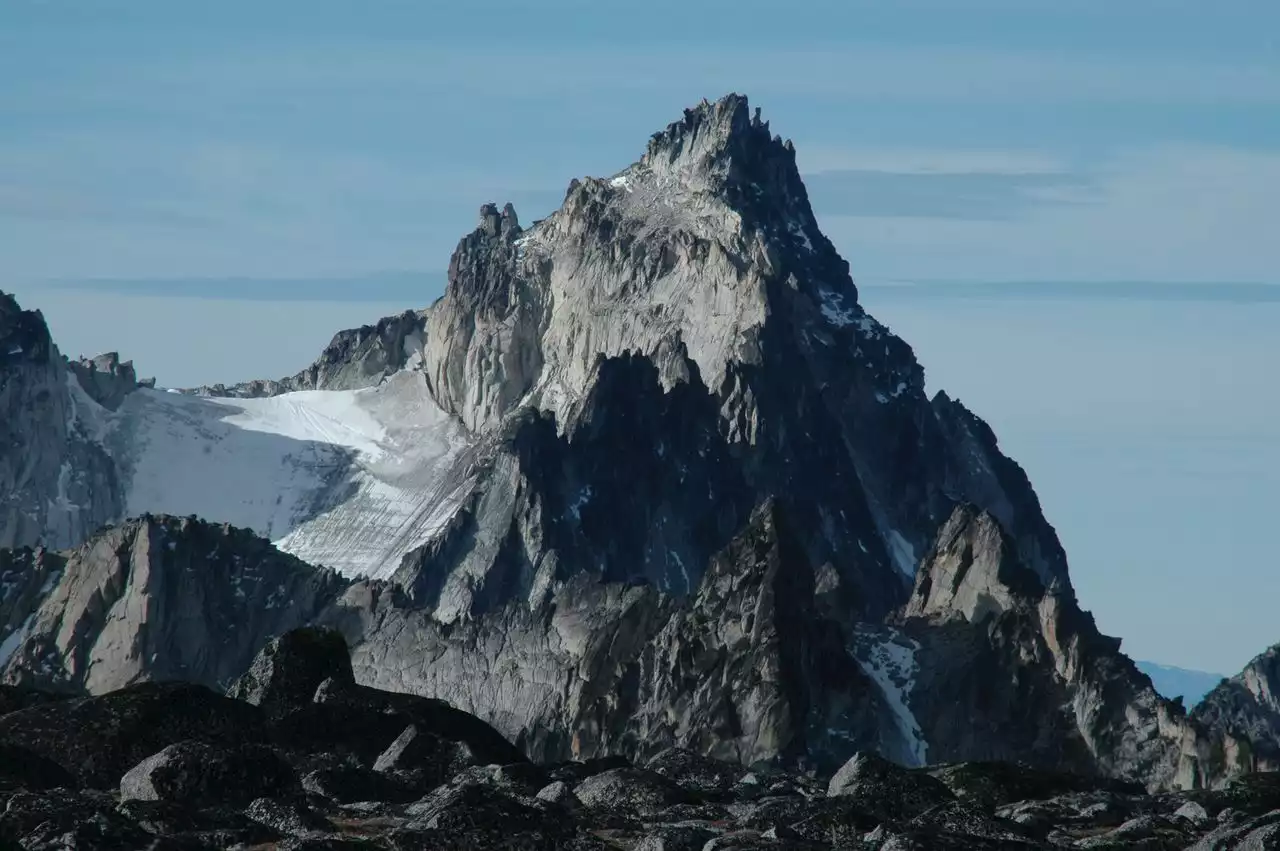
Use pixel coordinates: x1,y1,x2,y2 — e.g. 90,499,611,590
3,0,1279,672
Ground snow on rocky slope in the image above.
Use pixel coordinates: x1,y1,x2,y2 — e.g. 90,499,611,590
81,369,474,579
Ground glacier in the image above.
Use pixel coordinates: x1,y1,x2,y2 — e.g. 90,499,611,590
82,368,474,579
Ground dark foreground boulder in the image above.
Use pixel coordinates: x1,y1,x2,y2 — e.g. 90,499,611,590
119,739,299,806
227,626,354,715
0,682,264,788
573,767,694,818
927,761,1143,811
0,742,77,791
827,752,955,820
0,789,151,850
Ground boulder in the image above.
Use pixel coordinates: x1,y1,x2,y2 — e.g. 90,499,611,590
116,798,281,847
0,682,265,788
228,627,354,715
119,740,298,806
827,751,954,820
245,796,333,836
0,789,151,849
646,747,745,797
0,742,77,791
372,723,476,786
301,763,414,805
311,677,525,766
573,767,693,818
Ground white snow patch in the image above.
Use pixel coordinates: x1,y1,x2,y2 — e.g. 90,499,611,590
609,172,634,191
789,222,814,252
102,370,475,579
568,486,593,521
669,549,692,594
853,625,928,767
819,290,857,327
887,530,917,576
51,462,79,511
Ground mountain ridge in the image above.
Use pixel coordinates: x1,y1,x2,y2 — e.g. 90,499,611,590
1,94,1276,793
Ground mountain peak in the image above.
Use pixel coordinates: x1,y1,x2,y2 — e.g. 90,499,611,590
642,93,786,165
635,93,806,216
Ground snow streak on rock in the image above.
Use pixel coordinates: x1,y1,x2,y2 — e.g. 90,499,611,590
853,625,928,767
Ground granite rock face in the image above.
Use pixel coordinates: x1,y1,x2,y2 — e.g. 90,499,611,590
0,292,122,552
1195,644,1280,769
0,515,350,693
900,503,1241,791
66,351,154,411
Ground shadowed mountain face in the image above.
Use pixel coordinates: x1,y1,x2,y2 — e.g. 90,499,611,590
0,95,1274,791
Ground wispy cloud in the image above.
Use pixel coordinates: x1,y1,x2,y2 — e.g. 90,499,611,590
38,272,448,304
804,169,1094,220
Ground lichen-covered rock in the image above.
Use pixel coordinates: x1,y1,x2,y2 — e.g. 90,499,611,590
245,796,333,836
228,626,355,715
0,742,77,791
827,752,954,820
0,682,265,788
573,767,693,818
119,740,298,806
0,789,150,849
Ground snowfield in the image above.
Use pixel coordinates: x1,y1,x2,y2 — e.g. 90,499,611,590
90,370,474,579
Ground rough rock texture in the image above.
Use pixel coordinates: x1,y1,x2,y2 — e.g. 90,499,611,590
0,681,266,788
191,309,427,398
66,351,153,410
899,503,1256,791
0,292,122,551
0,515,350,692
0,631,1276,848
119,740,298,805
1195,643,1280,769
227,626,355,714
332,500,883,771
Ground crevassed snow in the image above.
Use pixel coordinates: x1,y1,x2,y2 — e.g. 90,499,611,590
853,625,928,767
102,369,474,579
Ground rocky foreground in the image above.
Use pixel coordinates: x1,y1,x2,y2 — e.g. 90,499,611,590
0,628,1276,850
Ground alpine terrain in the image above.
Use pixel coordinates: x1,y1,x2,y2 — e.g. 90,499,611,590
2,94,1279,848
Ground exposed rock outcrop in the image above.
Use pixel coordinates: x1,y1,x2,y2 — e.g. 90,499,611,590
190,309,427,398
0,515,350,692
66,351,153,410
0,292,122,551
1195,643,1280,768
900,503,1245,791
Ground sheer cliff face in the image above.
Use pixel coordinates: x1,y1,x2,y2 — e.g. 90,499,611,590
0,515,349,693
1195,645,1280,771
898,504,1244,791
401,94,1074,629
0,294,122,552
